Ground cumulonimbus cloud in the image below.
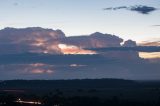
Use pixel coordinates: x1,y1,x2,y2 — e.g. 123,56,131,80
103,5,158,14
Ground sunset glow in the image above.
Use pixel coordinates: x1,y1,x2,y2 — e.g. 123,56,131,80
32,38,46,46
139,52,160,59
31,69,53,74
30,63,46,67
70,64,86,67
58,44,96,54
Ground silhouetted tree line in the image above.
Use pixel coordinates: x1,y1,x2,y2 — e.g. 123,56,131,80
0,79,137,90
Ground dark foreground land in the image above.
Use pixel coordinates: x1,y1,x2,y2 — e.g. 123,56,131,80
0,79,160,106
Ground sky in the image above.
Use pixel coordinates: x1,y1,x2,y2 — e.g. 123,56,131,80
0,0,160,42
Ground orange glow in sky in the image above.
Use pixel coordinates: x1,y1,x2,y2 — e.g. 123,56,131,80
58,44,96,54
31,69,54,74
139,52,160,59
32,38,46,46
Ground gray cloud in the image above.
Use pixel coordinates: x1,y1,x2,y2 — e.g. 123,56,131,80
152,25,160,27
130,5,157,14
103,6,127,10
103,5,157,14
13,2,19,6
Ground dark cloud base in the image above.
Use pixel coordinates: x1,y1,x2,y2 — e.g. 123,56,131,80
88,46,160,52
0,53,160,80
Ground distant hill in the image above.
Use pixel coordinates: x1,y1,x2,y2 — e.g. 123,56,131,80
0,79,137,90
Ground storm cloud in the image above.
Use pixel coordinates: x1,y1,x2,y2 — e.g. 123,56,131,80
103,5,157,14
0,27,160,80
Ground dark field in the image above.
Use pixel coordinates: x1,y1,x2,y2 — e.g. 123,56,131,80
0,79,160,106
